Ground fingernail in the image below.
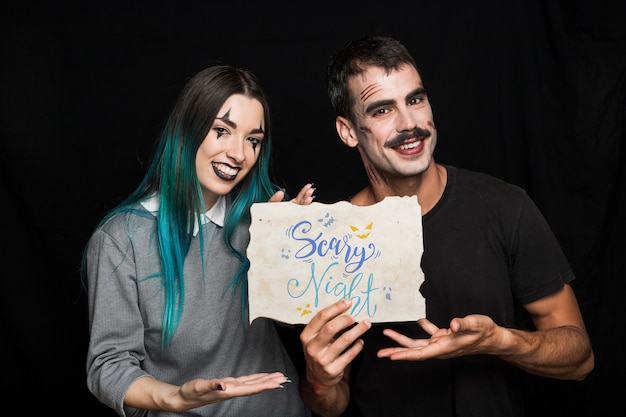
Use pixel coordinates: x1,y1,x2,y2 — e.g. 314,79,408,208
217,384,223,391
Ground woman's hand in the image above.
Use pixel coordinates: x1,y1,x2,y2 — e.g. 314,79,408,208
125,371,291,412
177,372,291,408
268,183,315,205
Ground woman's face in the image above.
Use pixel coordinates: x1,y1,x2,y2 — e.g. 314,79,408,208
196,94,265,209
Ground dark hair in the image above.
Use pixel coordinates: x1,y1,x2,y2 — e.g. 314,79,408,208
83,65,278,346
326,35,419,122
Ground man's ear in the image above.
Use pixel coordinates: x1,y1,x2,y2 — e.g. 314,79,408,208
335,116,358,148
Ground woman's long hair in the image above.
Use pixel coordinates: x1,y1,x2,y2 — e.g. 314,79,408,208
83,65,278,347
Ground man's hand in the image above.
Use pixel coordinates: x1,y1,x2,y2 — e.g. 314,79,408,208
300,299,371,392
377,315,497,361
298,299,371,416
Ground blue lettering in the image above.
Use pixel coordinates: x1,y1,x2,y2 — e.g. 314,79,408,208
287,221,379,274
286,261,379,319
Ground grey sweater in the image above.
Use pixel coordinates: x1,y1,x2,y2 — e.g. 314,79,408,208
85,203,310,416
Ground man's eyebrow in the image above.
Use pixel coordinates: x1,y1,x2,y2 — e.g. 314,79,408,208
407,87,426,100
365,99,396,114
364,87,427,114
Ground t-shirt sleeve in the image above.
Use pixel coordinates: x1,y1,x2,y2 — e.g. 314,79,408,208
510,194,574,305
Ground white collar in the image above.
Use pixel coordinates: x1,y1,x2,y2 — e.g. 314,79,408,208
140,194,226,236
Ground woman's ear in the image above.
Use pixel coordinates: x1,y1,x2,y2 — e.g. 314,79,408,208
335,116,358,148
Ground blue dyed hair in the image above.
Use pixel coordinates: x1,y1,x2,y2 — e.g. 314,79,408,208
82,65,279,347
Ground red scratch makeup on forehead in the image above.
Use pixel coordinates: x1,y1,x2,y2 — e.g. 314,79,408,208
360,83,382,102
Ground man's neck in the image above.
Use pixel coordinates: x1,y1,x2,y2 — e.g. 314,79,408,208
350,162,447,215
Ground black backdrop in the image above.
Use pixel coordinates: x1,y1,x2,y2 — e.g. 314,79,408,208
2,1,624,415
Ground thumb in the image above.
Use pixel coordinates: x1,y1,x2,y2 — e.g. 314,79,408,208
268,189,286,202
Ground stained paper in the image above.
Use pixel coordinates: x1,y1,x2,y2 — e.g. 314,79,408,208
247,196,425,324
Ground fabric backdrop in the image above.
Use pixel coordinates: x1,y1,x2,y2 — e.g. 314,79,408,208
2,1,624,415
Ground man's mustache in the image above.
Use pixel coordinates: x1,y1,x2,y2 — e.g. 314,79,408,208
385,128,431,148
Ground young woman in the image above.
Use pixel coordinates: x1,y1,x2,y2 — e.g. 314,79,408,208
83,65,313,416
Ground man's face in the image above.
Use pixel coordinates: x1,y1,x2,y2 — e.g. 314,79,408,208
346,63,437,179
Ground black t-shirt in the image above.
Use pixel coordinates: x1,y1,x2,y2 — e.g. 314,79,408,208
342,165,574,417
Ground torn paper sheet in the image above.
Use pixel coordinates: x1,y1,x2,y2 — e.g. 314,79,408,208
247,196,425,324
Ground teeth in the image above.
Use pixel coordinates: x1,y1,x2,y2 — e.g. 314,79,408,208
214,163,238,176
397,140,421,150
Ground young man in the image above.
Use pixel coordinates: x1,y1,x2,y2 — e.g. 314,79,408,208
298,35,594,417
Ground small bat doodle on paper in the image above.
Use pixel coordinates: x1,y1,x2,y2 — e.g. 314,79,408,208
318,212,335,227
